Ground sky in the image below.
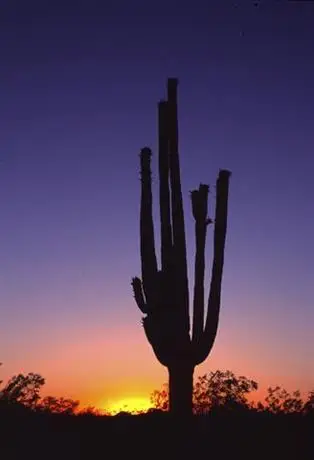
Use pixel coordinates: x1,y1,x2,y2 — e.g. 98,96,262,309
1,0,314,412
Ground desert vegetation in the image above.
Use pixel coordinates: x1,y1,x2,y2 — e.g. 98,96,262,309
1,364,312,458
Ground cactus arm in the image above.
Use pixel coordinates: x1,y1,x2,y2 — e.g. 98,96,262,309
158,100,173,274
140,148,158,306
142,315,171,367
191,184,211,346
131,277,147,314
167,78,190,332
195,169,231,364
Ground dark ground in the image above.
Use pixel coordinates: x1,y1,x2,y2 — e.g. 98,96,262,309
1,407,312,460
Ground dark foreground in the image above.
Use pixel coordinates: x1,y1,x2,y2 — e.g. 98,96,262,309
2,408,312,460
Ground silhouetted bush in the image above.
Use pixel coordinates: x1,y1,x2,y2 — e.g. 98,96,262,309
1,372,45,408
37,396,80,414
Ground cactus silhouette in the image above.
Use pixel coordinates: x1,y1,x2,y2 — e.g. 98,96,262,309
132,78,231,416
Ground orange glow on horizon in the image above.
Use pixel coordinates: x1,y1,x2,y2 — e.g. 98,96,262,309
105,396,153,414
3,317,312,416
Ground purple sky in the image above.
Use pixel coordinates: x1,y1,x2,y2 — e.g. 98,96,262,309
0,1,313,407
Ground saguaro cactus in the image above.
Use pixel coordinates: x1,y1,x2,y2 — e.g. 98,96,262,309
132,78,231,416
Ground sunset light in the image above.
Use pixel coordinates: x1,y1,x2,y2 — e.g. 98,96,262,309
107,397,153,415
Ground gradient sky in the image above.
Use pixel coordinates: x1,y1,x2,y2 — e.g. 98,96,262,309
1,1,313,411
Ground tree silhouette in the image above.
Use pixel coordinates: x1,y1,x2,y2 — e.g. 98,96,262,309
1,372,45,409
262,386,304,414
78,406,102,416
194,370,258,413
303,390,314,415
37,396,80,415
132,78,231,416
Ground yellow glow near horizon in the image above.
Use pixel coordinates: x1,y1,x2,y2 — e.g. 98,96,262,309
106,397,153,414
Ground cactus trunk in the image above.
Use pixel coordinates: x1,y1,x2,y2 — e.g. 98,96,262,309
169,364,194,416
132,78,231,416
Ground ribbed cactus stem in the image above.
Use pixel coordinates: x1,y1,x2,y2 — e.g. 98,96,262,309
140,147,158,306
191,184,211,345
195,169,231,365
158,100,173,275
167,78,190,334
